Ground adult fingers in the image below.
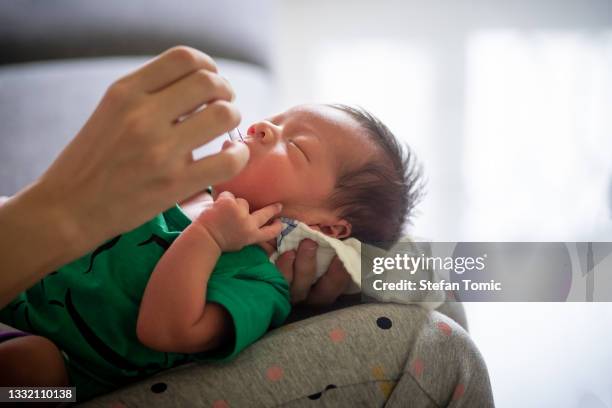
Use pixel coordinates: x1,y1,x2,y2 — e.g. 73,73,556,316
153,69,234,121
275,250,296,284
123,46,218,93
184,141,249,191
290,239,318,304
304,256,351,306
175,100,241,152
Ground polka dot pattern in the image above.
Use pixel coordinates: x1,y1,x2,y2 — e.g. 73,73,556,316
329,327,346,343
371,366,395,399
86,303,478,406
371,365,385,379
307,392,322,400
436,321,452,336
452,383,465,400
378,380,396,399
376,316,392,330
307,384,337,400
411,359,424,377
266,365,284,382
150,382,167,393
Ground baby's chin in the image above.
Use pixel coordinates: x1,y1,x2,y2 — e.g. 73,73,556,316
210,182,241,200
210,183,269,211
210,178,240,199
212,171,293,214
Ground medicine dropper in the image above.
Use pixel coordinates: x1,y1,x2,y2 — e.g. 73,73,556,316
226,128,244,142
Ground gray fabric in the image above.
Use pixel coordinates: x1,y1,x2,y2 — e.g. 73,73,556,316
435,300,468,332
0,57,275,196
287,294,468,332
0,0,273,68
78,303,493,407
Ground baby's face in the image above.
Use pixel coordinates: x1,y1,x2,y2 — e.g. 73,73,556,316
213,104,376,227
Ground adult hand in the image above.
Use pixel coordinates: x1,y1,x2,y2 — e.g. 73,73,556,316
275,239,351,305
37,46,249,246
0,46,248,307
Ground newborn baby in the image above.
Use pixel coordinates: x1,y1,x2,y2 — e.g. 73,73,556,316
0,104,423,400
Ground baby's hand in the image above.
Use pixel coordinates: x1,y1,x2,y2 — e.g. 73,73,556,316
194,191,283,252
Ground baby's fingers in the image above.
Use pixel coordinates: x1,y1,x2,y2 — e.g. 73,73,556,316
252,202,283,226
255,219,283,243
216,190,235,202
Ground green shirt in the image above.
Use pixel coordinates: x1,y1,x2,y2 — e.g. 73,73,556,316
0,204,290,399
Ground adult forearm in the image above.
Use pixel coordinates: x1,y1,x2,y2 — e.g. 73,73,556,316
138,223,221,342
0,183,100,307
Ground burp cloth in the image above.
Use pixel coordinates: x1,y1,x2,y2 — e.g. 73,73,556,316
269,217,446,308
269,217,362,294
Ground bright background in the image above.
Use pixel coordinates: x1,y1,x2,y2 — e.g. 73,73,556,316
268,1,612,407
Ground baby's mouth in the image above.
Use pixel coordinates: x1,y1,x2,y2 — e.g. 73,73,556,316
221,139,236,150
221,138,250,152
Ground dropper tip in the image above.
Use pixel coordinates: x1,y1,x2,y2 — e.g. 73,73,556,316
227,129,239,142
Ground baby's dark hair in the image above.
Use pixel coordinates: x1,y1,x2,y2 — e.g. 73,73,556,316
327,104,425,249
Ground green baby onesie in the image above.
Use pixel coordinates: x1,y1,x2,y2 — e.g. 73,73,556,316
0,204,291,400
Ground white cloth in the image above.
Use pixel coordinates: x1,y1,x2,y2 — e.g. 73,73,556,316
269,217,362,294
269,218,446,309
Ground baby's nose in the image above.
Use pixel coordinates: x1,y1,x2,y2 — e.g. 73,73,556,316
248,123,276,143
249,125,267,137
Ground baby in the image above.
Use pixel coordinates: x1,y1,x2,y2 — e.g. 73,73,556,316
0,104,423,400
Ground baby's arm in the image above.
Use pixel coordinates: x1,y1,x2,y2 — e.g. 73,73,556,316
137,221,230,353
137,192,282,354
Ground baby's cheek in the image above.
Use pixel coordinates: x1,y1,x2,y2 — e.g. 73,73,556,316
219,161,292,208
252,154,293,183
249,168,291,203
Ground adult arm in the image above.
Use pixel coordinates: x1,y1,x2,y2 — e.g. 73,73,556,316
0,46,249,308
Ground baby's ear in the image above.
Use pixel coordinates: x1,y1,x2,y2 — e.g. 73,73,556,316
319,219,352,239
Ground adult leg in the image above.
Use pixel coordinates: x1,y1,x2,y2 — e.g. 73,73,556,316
383,309,493,407
81,303,493,407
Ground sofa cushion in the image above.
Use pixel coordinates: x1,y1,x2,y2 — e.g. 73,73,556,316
0,57,275,195
0,0,273,68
